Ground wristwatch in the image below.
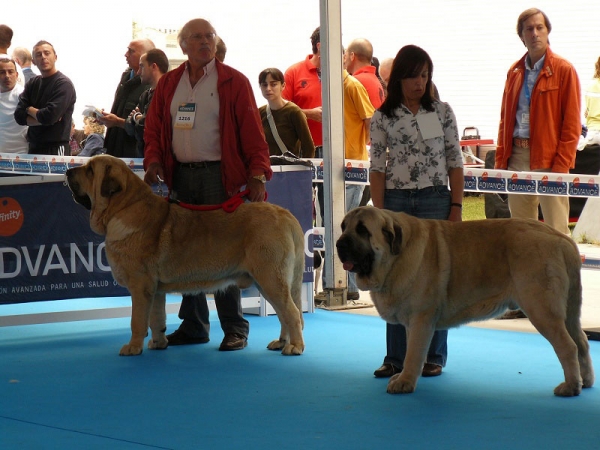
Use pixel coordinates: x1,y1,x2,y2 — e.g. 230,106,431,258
252,174,267,184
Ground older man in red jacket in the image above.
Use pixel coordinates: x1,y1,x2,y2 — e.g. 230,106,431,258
144,18,271,351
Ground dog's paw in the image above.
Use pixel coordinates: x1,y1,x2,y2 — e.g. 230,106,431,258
387,373,416,394
267,339,286,351
119,344,143,356
554,381,582,397
281,343,304,355
148,338,168,350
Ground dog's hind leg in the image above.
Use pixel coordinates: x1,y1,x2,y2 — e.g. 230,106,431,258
569,326,595,389
564,272,595,389
148,292,168,351
255,276,304,355
515,254,587,396
526,308,583,396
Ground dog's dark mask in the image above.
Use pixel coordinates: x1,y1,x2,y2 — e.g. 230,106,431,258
65,168,92,210
336,219,375,277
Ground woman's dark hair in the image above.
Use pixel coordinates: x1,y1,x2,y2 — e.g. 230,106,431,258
258,67,285,85
379,45,435,117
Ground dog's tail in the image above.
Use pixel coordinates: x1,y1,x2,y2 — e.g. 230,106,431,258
564,241,595,388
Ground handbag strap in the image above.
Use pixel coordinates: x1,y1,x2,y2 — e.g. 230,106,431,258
266,105,288,155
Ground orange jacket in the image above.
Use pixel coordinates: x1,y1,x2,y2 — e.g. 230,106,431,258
495,47,581,173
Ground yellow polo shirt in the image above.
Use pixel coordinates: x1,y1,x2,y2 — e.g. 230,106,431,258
343,70,375,160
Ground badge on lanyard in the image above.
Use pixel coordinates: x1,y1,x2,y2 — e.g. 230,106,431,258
416,112,444,140
174,103,196,129
521,112,530,124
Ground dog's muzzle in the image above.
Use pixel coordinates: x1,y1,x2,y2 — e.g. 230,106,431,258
65,168,92,210
336,234,374,277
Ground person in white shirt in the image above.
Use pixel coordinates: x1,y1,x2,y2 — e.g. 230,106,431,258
0,24,24,86
0,58,27,153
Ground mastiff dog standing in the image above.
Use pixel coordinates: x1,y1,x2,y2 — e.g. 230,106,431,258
336,206,594,396
66,155,305,356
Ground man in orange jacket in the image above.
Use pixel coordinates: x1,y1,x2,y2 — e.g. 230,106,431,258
496,7,581,236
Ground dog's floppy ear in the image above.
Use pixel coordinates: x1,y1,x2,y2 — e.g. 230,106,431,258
382,222,402,255
100,164,122,198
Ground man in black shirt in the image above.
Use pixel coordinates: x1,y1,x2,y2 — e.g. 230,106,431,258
14,41,76,155
124,48,169,157
97,38,154,158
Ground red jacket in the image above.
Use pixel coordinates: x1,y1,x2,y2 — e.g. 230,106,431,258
144,60,271,195
496,47,581,173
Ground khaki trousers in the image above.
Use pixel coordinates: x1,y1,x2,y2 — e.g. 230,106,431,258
507,145,570,235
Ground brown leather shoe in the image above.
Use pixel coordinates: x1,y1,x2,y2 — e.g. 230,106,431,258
373,363,402,378
219,333,248,351
422,363,443,377
166,329,209,346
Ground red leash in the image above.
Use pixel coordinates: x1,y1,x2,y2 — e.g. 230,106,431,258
167,189,267,213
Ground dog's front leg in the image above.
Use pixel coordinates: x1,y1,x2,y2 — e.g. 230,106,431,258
148,291,168,350
387,319,435,394
120,285,152,356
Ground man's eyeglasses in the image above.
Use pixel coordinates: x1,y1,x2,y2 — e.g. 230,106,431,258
187,33,216,42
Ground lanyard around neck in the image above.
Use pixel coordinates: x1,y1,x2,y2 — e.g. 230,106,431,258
523,75,532,105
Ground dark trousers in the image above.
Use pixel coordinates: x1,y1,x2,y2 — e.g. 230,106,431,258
382,186,451,368
171,163,249,339
28,142,70,156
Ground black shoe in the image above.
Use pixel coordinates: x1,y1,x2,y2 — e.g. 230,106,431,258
219,333,248,351
166,329,209,346
347,292,360,301
374,363,402,378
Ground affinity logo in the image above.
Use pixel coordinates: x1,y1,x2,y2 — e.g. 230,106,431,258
0,197,24,237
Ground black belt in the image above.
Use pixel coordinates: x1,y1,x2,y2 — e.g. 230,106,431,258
178,161,221,169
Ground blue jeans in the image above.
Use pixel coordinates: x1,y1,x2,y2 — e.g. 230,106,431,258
171,163,249,339
321,184,365,293
382,185,451,369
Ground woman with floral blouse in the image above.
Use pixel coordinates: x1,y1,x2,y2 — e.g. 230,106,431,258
369,45,464,379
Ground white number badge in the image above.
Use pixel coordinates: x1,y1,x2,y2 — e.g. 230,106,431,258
174,102,196,130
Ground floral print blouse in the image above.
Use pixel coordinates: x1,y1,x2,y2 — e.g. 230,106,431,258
370,101,463,190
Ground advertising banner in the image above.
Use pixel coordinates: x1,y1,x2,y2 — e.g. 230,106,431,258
0,168,313,304
0,181,127,303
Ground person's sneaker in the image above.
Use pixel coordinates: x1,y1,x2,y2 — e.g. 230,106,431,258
166,329,209,346
219,333,248,351
347,292,360,301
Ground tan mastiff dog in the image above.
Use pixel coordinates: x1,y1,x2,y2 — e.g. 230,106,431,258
336,206,594,396
65,155,305,356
